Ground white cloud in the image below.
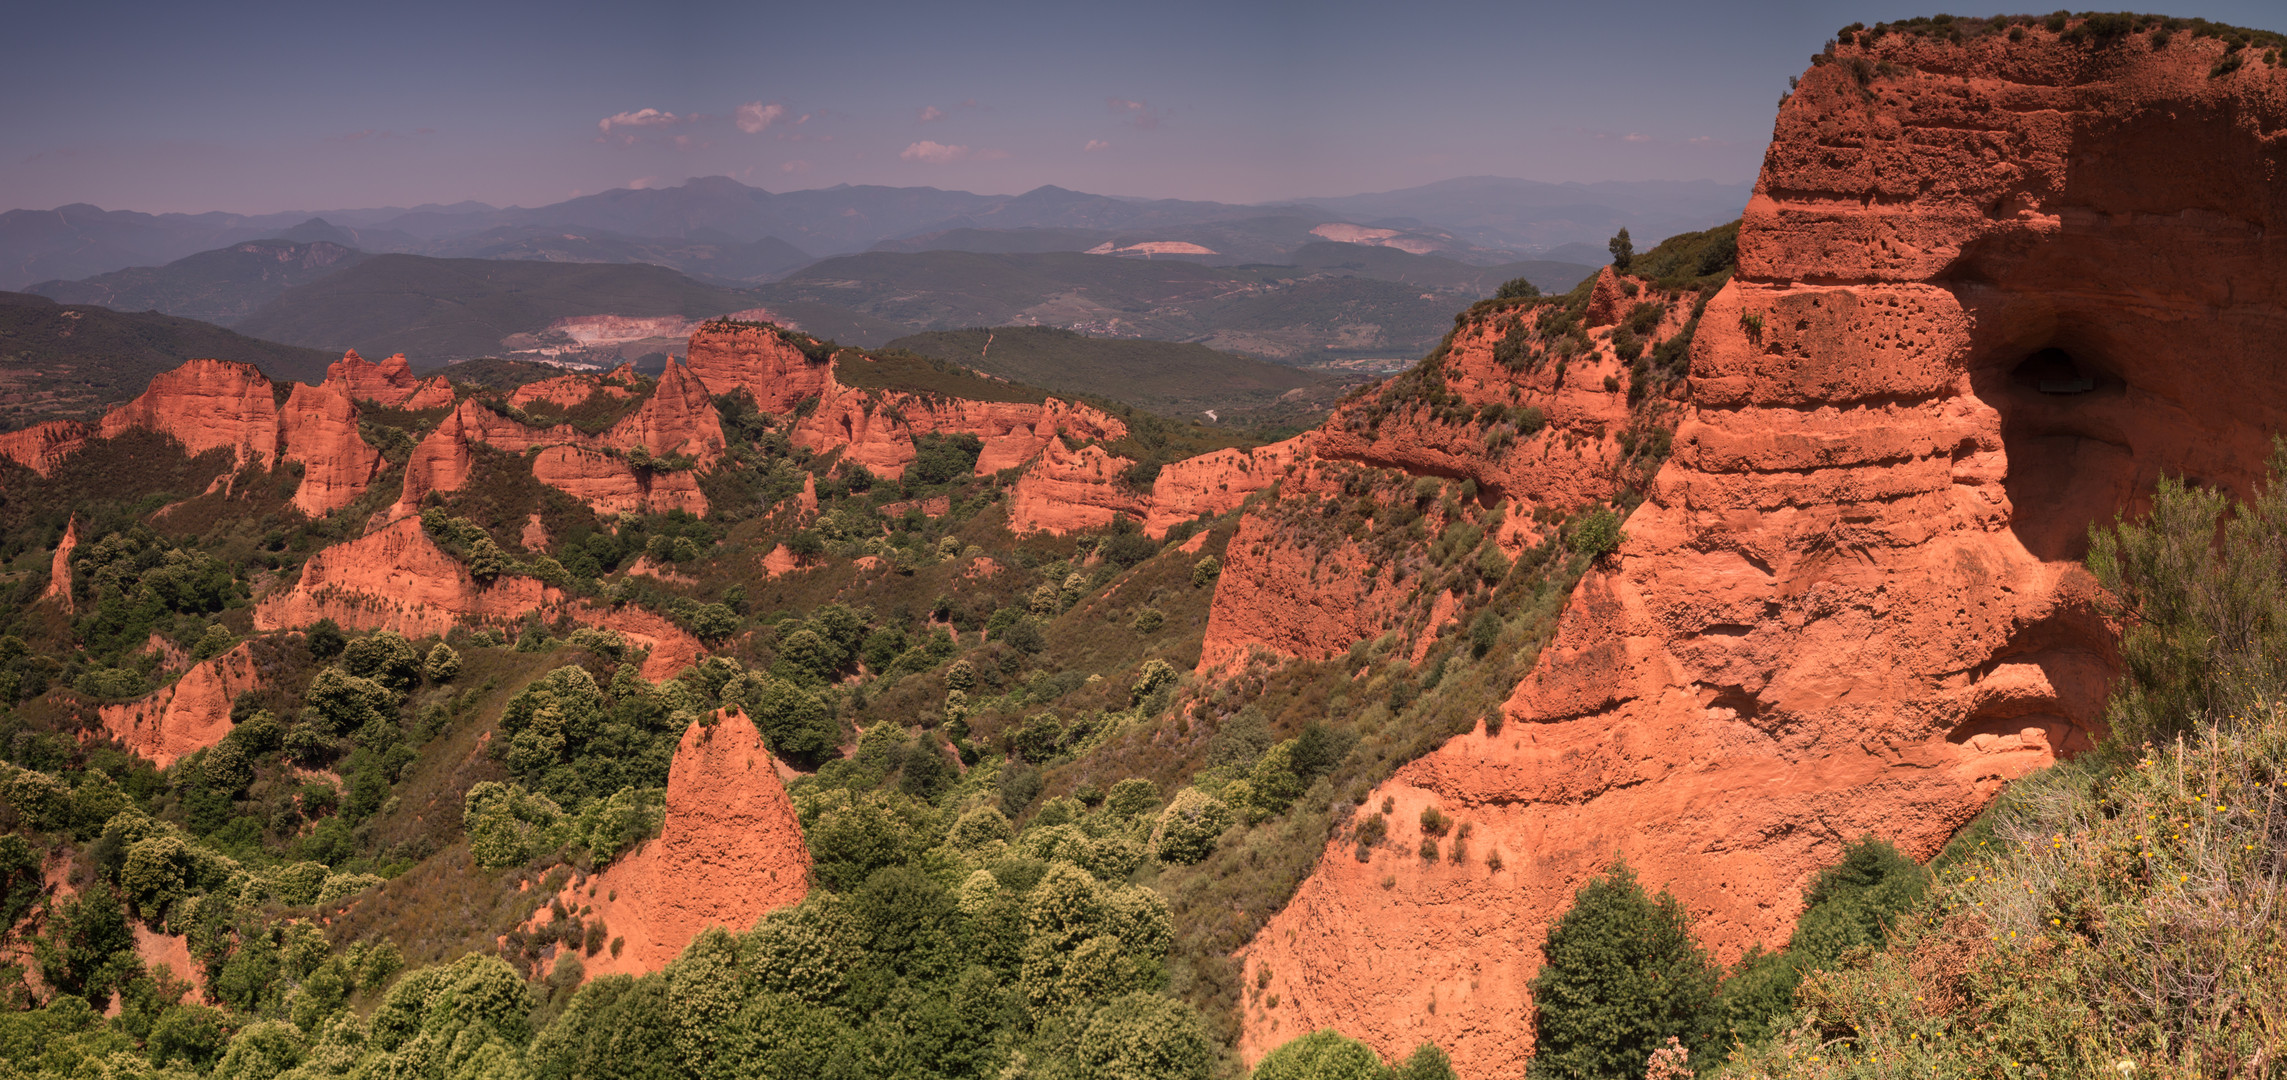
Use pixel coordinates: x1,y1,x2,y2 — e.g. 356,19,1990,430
1622,132,1652,143
918,105,946,123
781,160,811,175
1084,139,1110,152
599,108,681,134
900,140,970,164
736,102,785,134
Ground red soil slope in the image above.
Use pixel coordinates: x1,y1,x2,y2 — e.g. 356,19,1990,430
1240,26,2282,1074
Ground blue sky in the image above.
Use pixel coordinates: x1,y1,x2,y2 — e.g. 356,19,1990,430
7,0,2283,213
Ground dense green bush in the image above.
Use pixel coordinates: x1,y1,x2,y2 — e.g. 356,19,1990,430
1527,861,1720,1079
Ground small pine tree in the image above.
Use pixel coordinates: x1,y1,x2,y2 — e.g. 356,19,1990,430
1527,860,1719,1080
1608,228,1635,270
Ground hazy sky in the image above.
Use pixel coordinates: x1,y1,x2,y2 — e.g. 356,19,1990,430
8,0,2283,214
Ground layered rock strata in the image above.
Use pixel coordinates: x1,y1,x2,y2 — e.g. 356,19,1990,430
546,708,810,979
1240,25,2279,1075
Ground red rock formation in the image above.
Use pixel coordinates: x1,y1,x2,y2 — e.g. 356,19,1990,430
278,382,384,517
391,399,582,517
1582,265,1626,328
684,320,834,413
97,358,281,467
547,708,809,979
1007,440,1148,533
1240,25,2279,1073
0,420,90,477
401,376,456,411
325,350,419,405
43,515,76,611
1196,463,1421,674
99,643,260,769
508,374,632,410
600,359,726,464
795,386,1128,480
253,517,699,680
1142,434,1315,537
531,446,707,517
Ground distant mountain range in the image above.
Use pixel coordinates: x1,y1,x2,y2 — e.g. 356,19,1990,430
0,175,1747,291
0,292,336,426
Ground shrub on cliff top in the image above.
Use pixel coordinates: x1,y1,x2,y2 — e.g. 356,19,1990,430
1528,860,1720,1080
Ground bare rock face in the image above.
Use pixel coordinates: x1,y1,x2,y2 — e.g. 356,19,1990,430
685,320,834,413
791,381,1128,480
97,358,282,467
278,382,384,517
99,643,260,769
1241,27,2284,1074
551,708,810,979
1144,434,1315,537
600,359,727,464
401,376,456,411
325,350,420,405
1198,281,1680,671
1007,440,1148,533
0,421,90,477
1582,265,1626,328
508,373,633,410
253,517,699,680
530,445,708,517
43,515,76,611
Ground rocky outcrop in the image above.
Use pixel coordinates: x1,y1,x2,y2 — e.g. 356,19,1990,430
792,381,1128,480
684,320,834,413
253,517,699,680
600,359,726,464
97,358,282,467
401,377,456,411
390,399,584,517
325,350,419,405
1142,434,1314,537
279,382,384,517
547,708,810,979
1007,441,1148,533
1240,23,2274,1073
99,643,260,769
0,421,90,477
44,516,76,611
508,373,634,410
1582,265,1626,328
530,446,707,517
390,366,720,519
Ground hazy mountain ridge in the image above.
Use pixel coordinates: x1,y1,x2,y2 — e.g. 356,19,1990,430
0,175,1745,290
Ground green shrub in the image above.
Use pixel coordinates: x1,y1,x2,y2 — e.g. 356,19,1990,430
1527,860,1719,1079
1569,509,1625,560
422,642,461,683
1251,1028,1385,1080
1152,788,1231,865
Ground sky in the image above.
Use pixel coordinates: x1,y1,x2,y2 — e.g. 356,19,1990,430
7,0,2284,215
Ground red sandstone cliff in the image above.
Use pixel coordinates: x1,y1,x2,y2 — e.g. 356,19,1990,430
279,382,384,517
97,358,284,467
508,373,635,410
253,517,699,680
388,363,723,519
43,516,76,612
684,320,834,413
99,642,260,769
1237,23,2268,1073
326,350,418,404
546,708,810,979
0,421,90,477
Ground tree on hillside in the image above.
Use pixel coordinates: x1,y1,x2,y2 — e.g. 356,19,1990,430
1527,860,1718,1080
1608,228,1635,271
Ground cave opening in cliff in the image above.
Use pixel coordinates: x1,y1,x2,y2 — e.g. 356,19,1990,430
1953,187,2287,562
